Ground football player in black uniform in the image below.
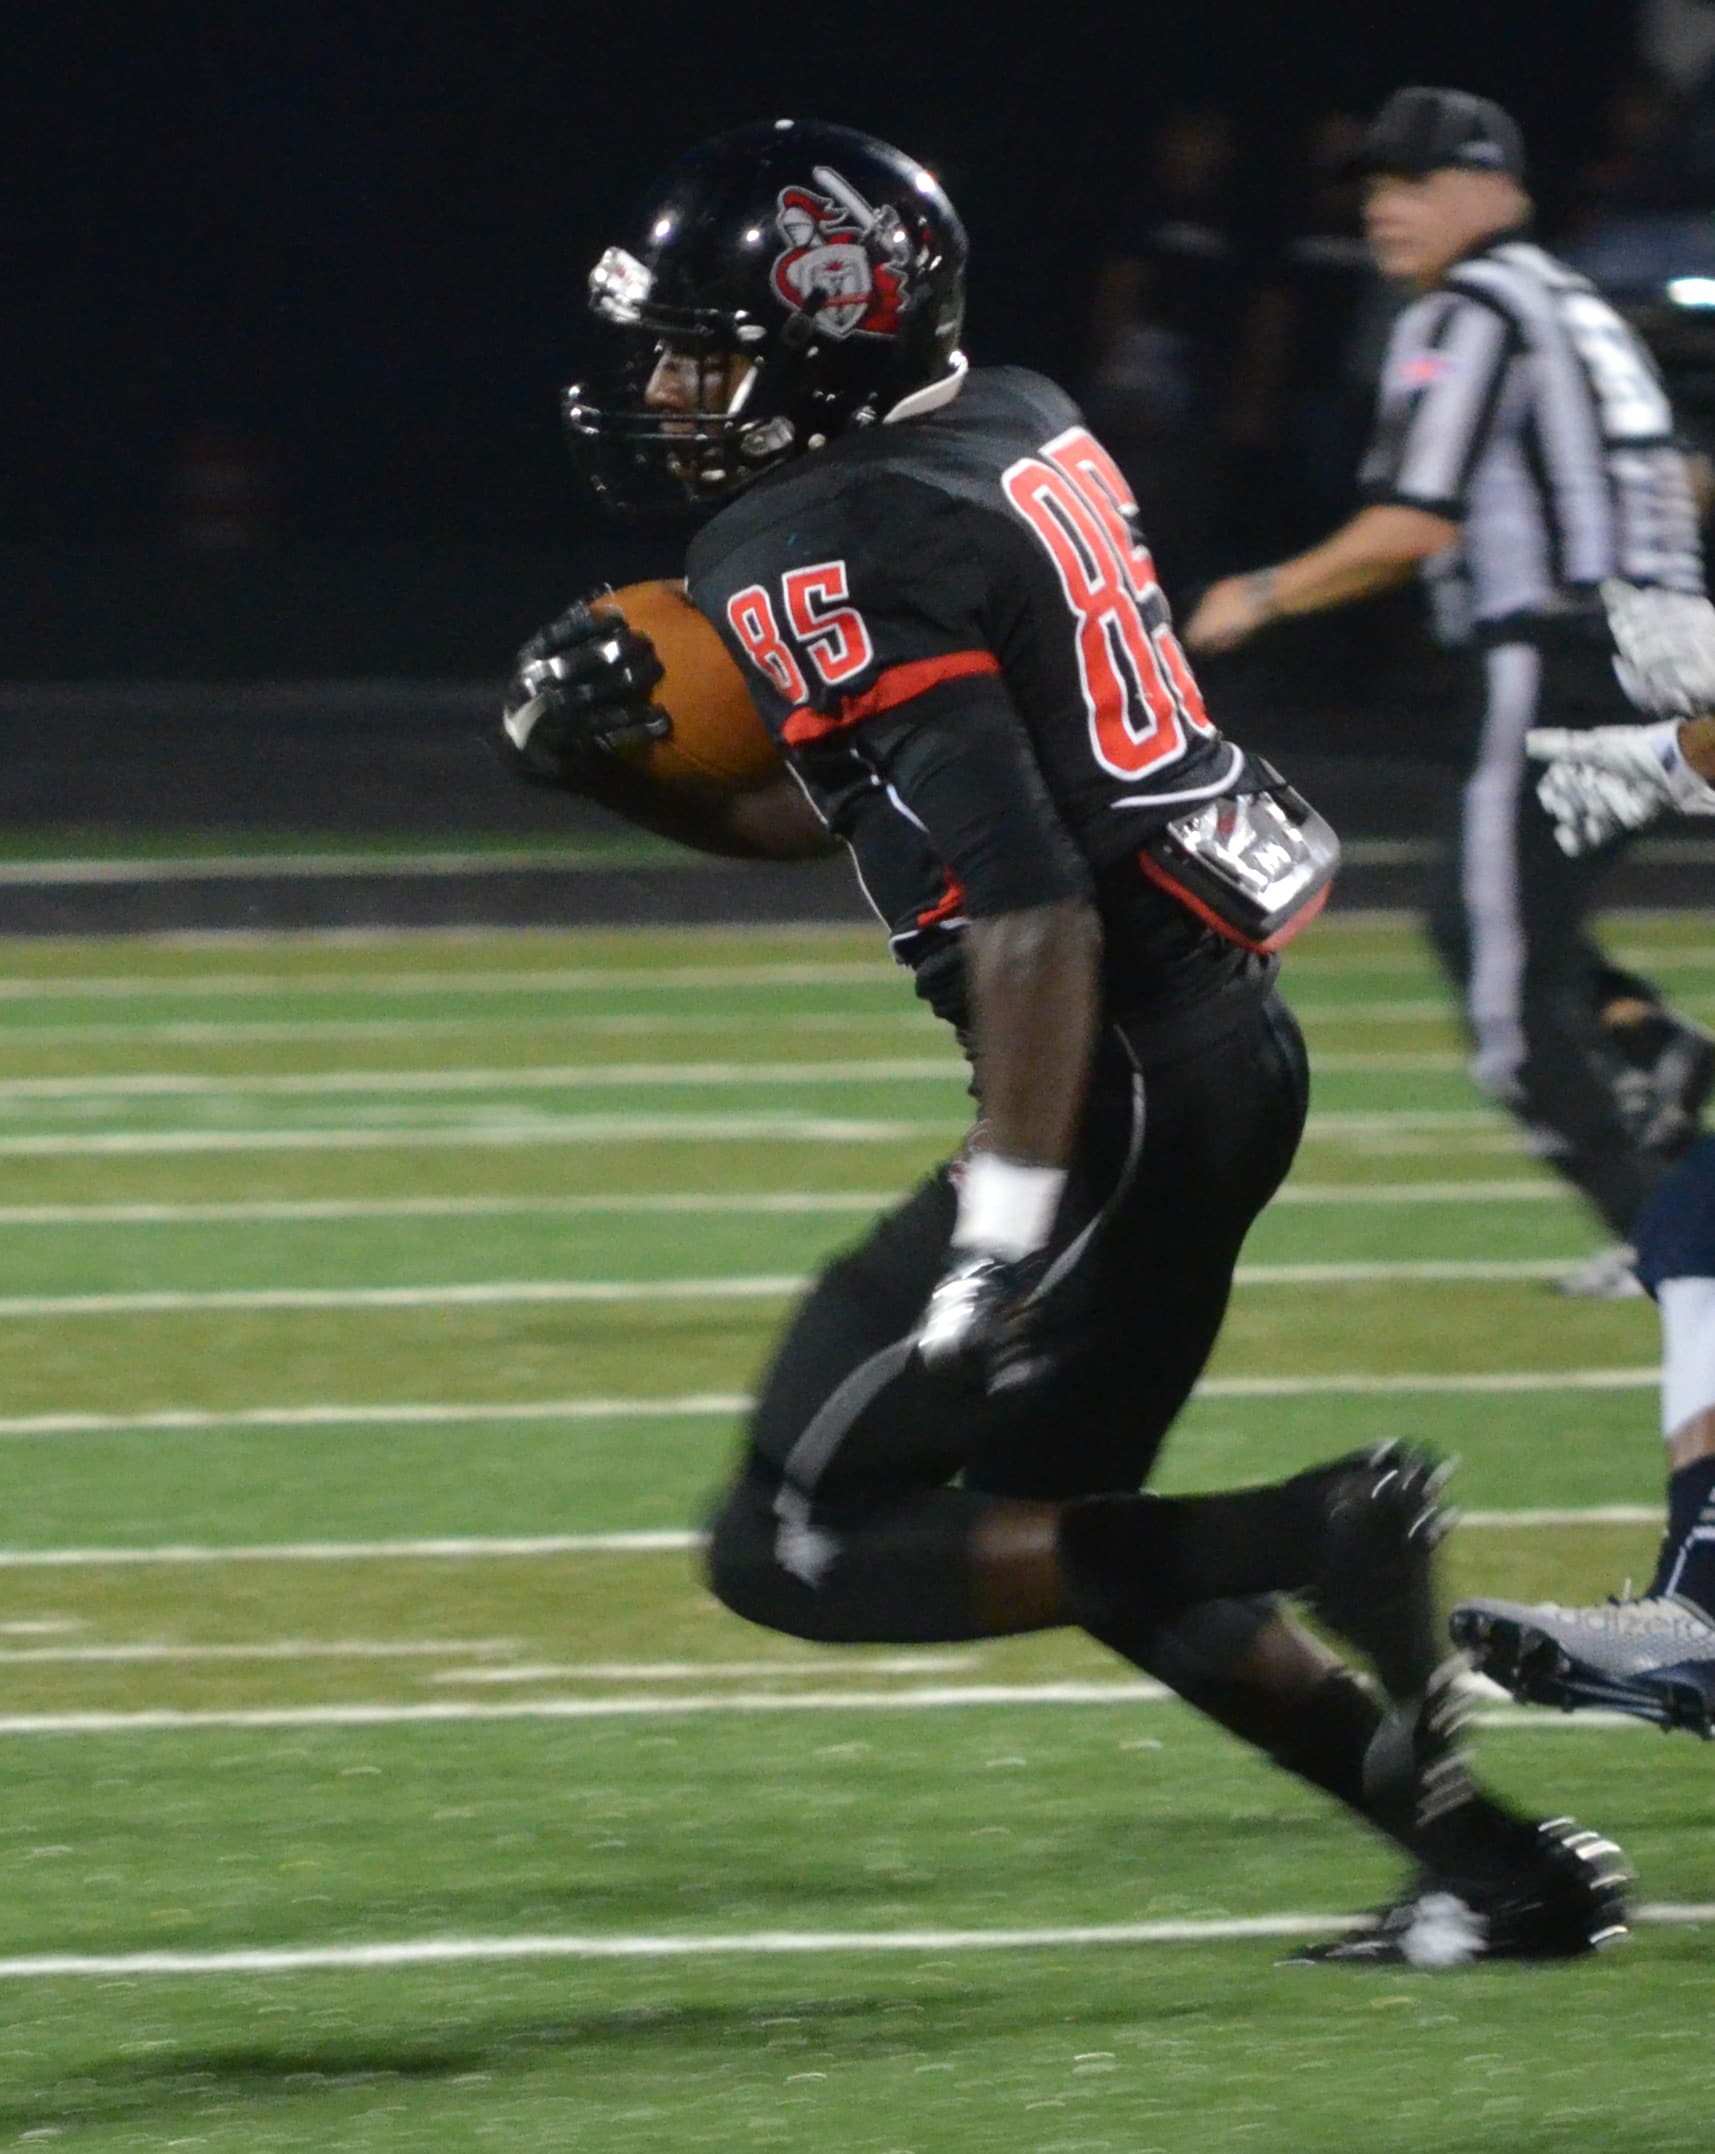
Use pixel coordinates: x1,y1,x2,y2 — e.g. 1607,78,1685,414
500,119,1627,1964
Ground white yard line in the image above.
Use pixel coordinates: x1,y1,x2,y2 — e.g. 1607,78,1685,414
0,849,675,885
0,1369,1660,1441
20,1903,1715,1977
0,1194,895,1226
0,1109,1529,1160
0,1117,954,1158
0,1058,960,1101
0,1055,1482,1099
0,963,899,1003
0,1639,515,1666
427,1654,978,1685
0,1278,804,1317
0,1181,1571,1226
0,1012,936,1047
2,1901,1709,1979
0,1258,1613,1319
0,1396,753,1437
0,1682,1671,1736
0,1506,1660,1570
0,1533,702,1568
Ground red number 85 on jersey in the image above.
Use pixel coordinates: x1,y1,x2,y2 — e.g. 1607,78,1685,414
1003,427,1213,782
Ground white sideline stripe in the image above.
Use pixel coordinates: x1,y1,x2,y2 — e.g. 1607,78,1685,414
0,963,899,1003
0,1685,1673,1738
8,1905,1713,1980
0,1181,1572,1226
0,1505,1660,1570
0,1370,1660,1441
0,1638,514,1667
0,1258,1610,1319
0,1058,960,1101
0,1117,953,1158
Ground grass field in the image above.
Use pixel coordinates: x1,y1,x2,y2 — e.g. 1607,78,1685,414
2,910,1713,2151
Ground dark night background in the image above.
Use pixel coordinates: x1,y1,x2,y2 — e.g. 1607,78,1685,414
13,0,1665,684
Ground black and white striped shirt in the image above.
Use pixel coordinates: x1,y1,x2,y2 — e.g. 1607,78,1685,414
1360,231,1705,642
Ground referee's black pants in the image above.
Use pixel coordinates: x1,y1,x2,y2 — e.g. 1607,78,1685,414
704,990,1309,1644
1426,635,1675,1242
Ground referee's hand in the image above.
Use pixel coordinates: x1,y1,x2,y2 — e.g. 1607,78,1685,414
1184,574,1272,654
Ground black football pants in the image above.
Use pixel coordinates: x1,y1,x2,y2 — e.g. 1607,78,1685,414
704,990,1309,1644
1426,636,1676,1241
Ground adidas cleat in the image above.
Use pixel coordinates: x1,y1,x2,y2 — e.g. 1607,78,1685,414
1451,1592,1715,1737
1290,1816,1632,1968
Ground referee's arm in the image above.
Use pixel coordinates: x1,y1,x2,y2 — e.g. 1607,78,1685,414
1185,293,1507,653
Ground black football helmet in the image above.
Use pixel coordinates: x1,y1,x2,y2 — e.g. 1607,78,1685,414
563,119,969,515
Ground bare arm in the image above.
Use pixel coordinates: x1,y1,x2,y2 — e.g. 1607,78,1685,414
1184,504,1461,654
964,896,1102,1167
560,760,838,862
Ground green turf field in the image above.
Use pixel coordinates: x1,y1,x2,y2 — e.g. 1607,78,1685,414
2,912,1713,2150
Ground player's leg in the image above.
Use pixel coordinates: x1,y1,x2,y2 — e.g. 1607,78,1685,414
1452,1134,1715,1734
960,1002,1464,1840
707,1010,1440,1659
1427,644,1665,1259
956,996,1629,1960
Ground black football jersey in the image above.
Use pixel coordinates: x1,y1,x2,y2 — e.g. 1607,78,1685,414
686,365,1274,1039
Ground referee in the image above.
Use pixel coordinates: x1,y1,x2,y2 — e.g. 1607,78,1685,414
1186,85,1715,1293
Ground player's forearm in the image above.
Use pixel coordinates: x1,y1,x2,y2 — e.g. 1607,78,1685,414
568,762,837,861
963,897,1102,1167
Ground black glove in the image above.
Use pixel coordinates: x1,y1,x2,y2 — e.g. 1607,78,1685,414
499,589,669,786
913,1248,1049,1395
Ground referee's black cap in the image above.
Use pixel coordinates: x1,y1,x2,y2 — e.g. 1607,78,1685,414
1358,86,1527,182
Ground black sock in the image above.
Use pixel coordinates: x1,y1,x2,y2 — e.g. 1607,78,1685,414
1058,1481,1330,1630
1214,1666,1535,1877
1651,1455,1715,1611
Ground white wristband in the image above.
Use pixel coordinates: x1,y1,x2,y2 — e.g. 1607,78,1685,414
952,1152,1067,1260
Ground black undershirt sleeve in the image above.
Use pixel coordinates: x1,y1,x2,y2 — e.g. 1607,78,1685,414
846,676,1091,919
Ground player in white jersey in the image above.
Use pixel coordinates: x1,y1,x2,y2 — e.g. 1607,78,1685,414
1455,692,1715,1734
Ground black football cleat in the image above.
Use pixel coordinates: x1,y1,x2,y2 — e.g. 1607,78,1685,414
1357,1654,1477,1837
1450,1592,1715,1738
1300,1440,1454,1705
1289,1817,1632,1969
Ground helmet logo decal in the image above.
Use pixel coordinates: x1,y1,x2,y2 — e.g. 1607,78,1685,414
770,165,911,340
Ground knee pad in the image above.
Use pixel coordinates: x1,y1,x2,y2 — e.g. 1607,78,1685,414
1633,1135,1715,1295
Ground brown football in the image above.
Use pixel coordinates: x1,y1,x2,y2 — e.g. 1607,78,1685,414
600,578,783,794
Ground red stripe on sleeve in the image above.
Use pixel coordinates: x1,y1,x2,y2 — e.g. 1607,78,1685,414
781,649,1001,746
